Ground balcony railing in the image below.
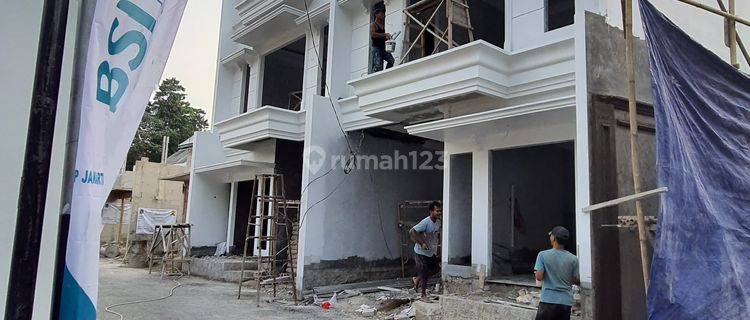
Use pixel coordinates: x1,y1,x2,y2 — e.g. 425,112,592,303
232,0,306,46
214,106,305,149
348,38,576,124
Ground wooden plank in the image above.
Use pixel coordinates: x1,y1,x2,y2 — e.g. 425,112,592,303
582,187,668,213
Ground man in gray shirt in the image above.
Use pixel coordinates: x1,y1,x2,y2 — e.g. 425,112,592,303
410,201,442,298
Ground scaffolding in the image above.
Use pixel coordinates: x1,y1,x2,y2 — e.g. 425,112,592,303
401,0,474,63
147,224,191,278
237,174,299,307
585,0,749,292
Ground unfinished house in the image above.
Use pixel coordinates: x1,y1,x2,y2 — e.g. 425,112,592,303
190,0,742,318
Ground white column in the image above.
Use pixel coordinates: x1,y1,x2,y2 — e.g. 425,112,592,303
226,181,238,247
573,3,593,284
471,150,492,276
441,152,452,267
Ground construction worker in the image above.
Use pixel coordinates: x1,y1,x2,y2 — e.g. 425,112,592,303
534,226,580,320
410,201,442,299
370,7,394,73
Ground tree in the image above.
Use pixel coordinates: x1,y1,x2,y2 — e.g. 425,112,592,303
127,78,208,167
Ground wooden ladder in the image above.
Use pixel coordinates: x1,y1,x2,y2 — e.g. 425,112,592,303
446,0,474,48
237,174,299,306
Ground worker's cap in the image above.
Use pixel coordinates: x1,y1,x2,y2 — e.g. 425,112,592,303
549,226,570,241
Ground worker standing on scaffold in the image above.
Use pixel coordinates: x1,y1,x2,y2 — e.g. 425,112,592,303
370,6,394,73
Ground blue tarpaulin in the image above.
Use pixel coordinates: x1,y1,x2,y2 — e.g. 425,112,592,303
640,0,750,319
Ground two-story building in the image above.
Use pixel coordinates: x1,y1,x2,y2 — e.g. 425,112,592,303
185,0,746,318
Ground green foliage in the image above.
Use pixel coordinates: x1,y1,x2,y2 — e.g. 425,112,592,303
127,78,208,167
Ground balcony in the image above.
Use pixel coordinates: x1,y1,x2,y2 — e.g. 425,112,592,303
232,0,306,45
347,38,576,124
214,106,305,149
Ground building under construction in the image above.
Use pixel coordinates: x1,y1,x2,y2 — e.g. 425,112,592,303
160,0,750,318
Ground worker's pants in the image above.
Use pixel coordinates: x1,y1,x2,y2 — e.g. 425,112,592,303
535,302,572,320
371,46,394,73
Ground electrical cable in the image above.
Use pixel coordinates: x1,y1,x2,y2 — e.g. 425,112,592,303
294,1,403,259
298,172,351,227
103,273,183,320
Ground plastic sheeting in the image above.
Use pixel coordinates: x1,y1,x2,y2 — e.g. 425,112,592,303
101,203,131,225
639,1,750,319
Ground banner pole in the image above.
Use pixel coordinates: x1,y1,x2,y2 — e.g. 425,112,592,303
623,0,651,291
4,0,70,318
50,1,96,318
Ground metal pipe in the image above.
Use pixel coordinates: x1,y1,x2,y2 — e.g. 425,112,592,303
5,0,70,318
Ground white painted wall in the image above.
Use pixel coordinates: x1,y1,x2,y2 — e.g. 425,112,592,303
346,0,406,95
0,0,80,318
185,131,278,247
508,0,575,50
186,132,231,247
212,0,246,124
574,1,594,285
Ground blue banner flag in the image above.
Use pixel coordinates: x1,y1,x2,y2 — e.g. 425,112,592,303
59,0,186,318
639,1,750,319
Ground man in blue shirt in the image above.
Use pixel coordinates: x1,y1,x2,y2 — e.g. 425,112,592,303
534,226,580,320
410,201,442,298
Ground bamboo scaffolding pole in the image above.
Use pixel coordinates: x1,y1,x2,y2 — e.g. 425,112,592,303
717,0,750,66
729,0,738,68
623,0,651,290
401,0,445,64
674,0,750,27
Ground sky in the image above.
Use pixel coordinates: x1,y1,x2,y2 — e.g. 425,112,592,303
161,0,222,122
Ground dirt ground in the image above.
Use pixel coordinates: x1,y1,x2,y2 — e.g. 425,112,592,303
97,259,363,320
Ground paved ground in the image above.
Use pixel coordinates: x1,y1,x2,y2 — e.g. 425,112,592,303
97,259,352,320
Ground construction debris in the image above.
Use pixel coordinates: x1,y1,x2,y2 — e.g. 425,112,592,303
355,304,377,317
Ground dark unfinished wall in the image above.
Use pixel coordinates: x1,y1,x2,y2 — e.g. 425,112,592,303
300,100,444,290
586,12,658,320
490,143,576,276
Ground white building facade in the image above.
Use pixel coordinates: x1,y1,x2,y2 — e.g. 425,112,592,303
191,0,748,318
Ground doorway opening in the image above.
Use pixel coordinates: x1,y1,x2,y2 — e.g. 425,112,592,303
490,142,575,279
447,153,472,266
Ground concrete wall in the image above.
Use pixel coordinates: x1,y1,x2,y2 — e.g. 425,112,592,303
128,159,188,229
186,132,232,247
296,96,443,289
584,13,658,320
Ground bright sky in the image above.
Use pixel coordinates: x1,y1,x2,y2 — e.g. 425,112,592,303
161,0,222,122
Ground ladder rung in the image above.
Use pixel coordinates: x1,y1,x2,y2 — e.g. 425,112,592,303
246,236,277,240
247,215,275,220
